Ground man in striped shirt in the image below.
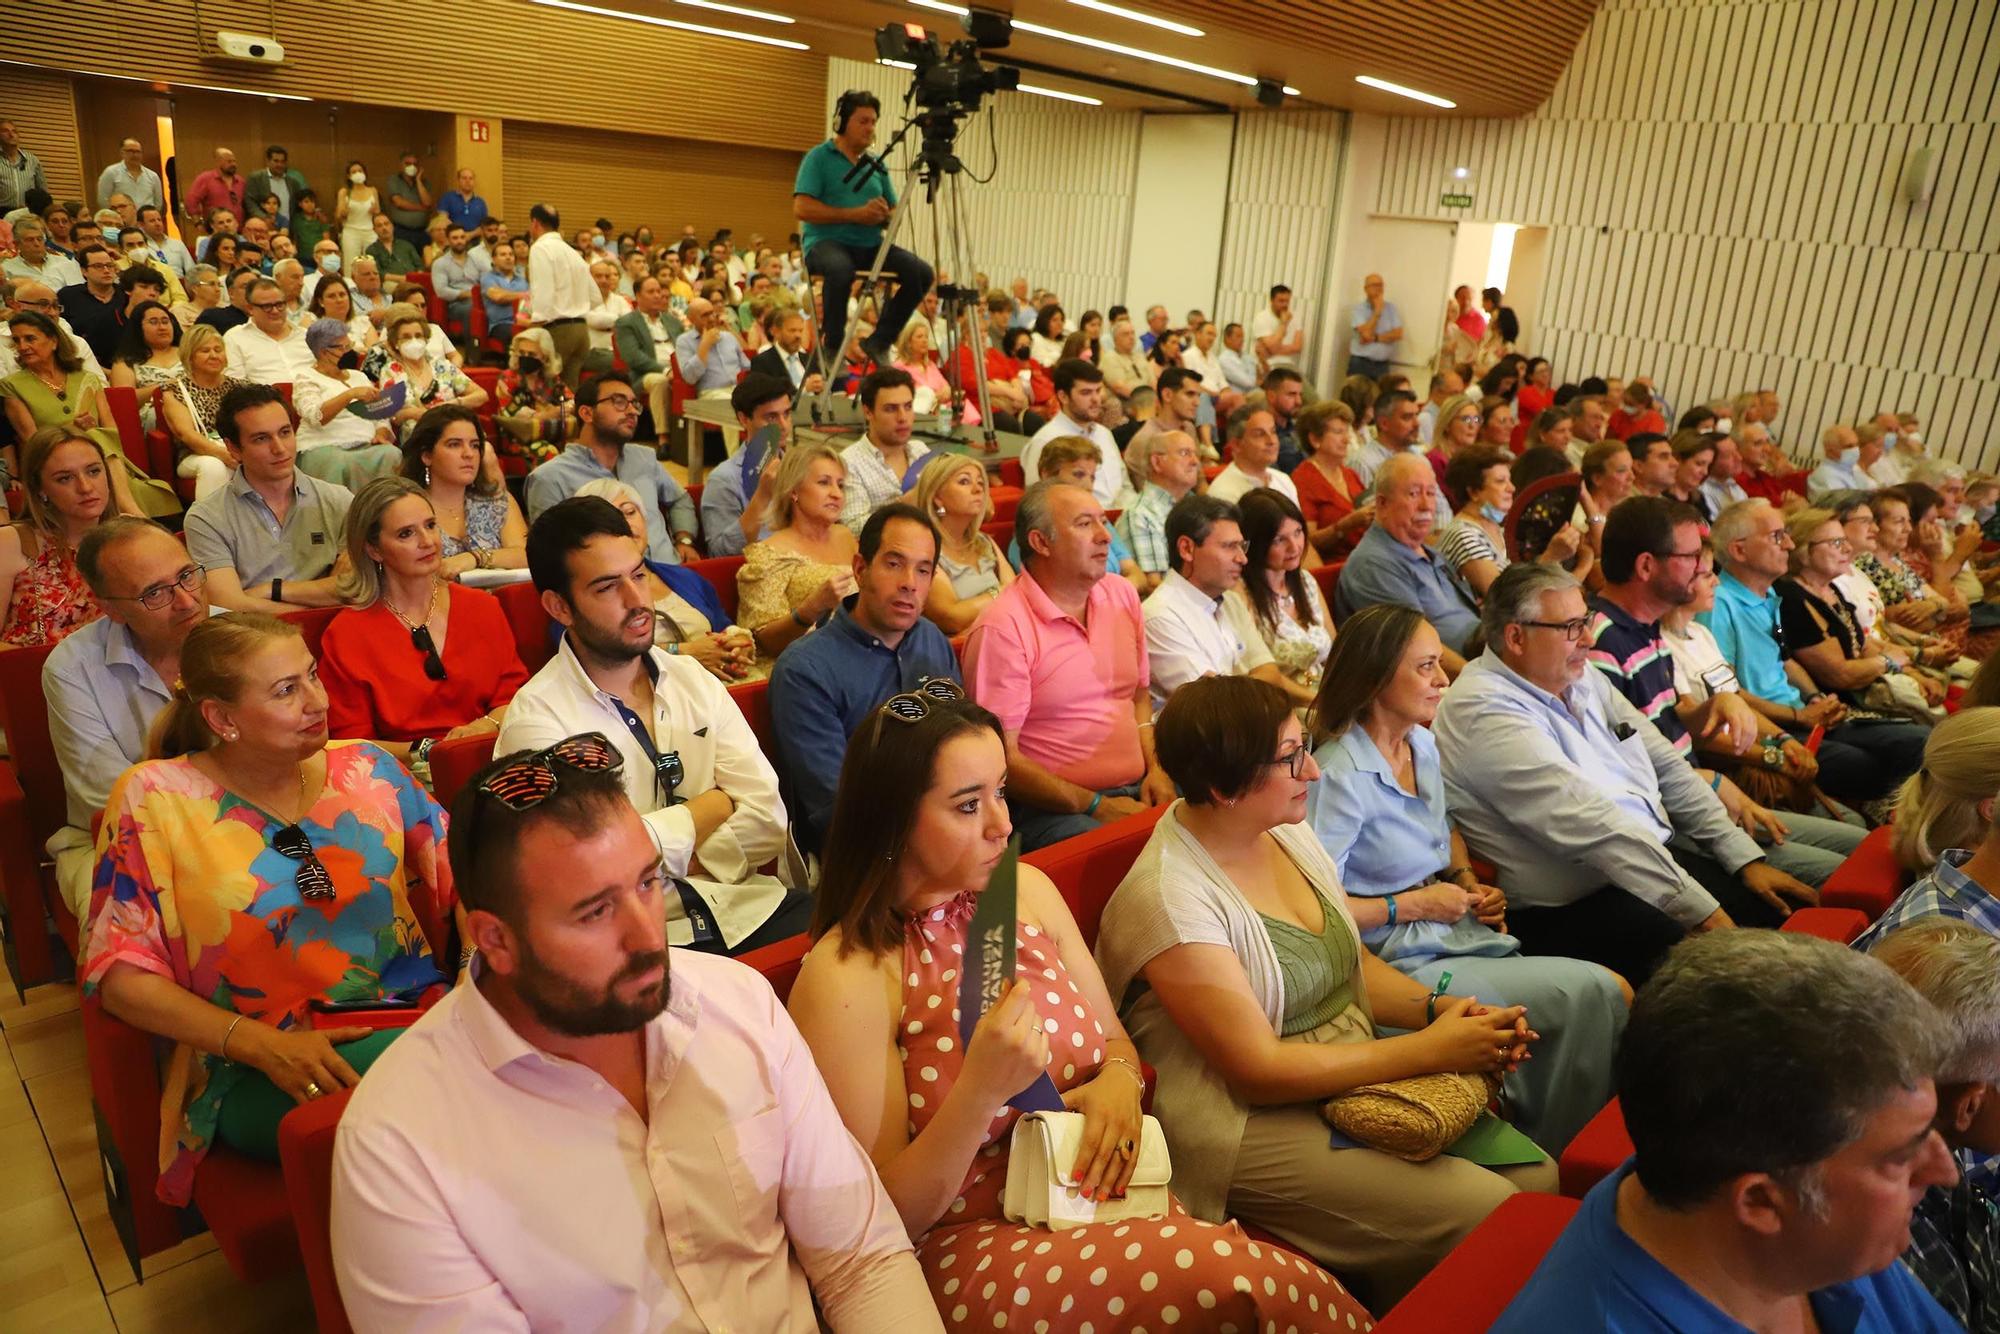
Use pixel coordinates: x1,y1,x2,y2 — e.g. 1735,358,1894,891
1588,495,1864,887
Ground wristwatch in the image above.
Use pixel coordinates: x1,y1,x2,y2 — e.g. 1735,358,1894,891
271,577,284,604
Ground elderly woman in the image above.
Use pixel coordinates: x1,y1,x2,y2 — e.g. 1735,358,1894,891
1857,708,2000,940
736,442,858,661
1,310,175,517
1307,603,1626,1152
1779,505,1947,714
376,304,486,435
1291,400,1373,560
576,478,755,682
0,427,115,646
402,405,527,576
1861,485,1991,662
911,452,1010,634
157,324,243,500
1437,445,1583,598
1096,675,1556,1311
1231,486,1334,705
319,477,526,759
106,299,184,426
493,328,571,466
293,318,403,487
1832,492,1964,686
85,612,457,1205
788,683,1373,1333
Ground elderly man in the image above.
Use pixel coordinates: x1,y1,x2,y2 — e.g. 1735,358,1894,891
1207,403,1299,507
184,147,245,234
1564,394,1611,468
1335,452,1483,667
674,296,752,399
837,368,927,533
1119,428,1203,592
2,218,82,288
1139,304,1171,353
1700,428,1752,515
1007,275,1035,329
524,371,698,564
1494,929,1958,1331
1141,492,1279,707
1807,422,1867,499
196,265,258,334
1436,563,1816,983
97,138,164,213
1587,496,1866,887
270,257,308,326
1023,358,1127,508
44,519,213,919
1217,321,1259,395
348,256,390,328
1702,498,1928,807
222,277,313,383
365,212,422,283
964,479,1174,851
1346,273,1401,377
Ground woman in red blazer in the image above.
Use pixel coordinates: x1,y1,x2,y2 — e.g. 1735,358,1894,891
319,477,528,768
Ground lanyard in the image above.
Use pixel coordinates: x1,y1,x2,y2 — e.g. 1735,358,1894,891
605,684,719,947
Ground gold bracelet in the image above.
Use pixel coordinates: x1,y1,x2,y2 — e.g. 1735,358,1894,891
220,1012,246,1062
1102,1055,1146,1089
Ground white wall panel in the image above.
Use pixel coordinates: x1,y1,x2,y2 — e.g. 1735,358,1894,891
1125,115,1234,321
1358,0,2000,466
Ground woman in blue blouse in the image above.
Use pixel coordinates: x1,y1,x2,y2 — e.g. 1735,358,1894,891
1305,602,1626,1152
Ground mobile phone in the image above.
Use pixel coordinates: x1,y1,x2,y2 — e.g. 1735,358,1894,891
311,996,416,1013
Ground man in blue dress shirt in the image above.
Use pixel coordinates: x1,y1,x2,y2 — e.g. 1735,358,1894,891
698,374,792,559
768,503,959,855
1495,928,1960,1333
1335,454,1482,668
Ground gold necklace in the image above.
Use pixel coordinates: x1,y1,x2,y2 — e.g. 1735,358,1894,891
383,577,440,630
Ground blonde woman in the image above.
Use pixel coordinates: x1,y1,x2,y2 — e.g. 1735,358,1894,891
1857,709,2000,946
736,443,857,661
159,324,244,500
893,319,975,423
0,427,116,647
911,453,1011,634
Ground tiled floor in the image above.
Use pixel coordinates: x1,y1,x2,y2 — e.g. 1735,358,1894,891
0,960,316,1333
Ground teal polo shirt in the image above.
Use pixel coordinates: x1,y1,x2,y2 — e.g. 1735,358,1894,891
793,140,897,252
1698,570,1803,708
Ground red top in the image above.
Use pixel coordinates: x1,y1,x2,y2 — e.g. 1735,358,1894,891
1291,458,1367,557
1513,384,1554,451
958,343,1055,413
1606,407,1666,441
321,583,529,743
1737,466,1809,507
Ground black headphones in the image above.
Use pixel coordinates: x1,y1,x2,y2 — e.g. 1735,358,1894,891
834,89,872,135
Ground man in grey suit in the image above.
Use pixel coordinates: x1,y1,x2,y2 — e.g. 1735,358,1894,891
612,275,686,440
244,145,311,223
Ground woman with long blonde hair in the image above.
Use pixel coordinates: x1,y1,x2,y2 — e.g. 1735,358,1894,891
911,453,1010,633
0,426,116,646
1859,708,2000,948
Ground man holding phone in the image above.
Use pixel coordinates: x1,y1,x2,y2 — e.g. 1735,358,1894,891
793,89,934,374
699,373,795,558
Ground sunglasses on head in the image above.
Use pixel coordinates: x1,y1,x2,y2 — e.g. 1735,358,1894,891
271,823,336,901
476,732,623,810
869,677,967,746
411,625,446,681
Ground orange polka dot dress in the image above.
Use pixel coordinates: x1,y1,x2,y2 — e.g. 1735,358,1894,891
901,889,1375,1332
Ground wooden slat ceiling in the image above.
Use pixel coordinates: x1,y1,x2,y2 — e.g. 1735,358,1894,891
778,0,1599,115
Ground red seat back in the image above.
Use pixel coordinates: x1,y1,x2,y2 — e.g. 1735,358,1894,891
493,580,555,672
688,554,744,622
0,641,65,847
999,459,1023,489
283,606,341,664
739,932,811,1003
1311,560,1343,609
989,485,1022,524
981,518,1014,549
729,678,775,768
1558,1098,1630,1198
465,365,501,418
1022,804,1170,947
279,1087,357,1334
431,733,500,815
1820,823,1906,919
1374,1192,1580,1332
101,383,146,463
1781,905,1870,943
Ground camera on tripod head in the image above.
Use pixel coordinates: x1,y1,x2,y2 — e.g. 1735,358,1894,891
875,8,1020,116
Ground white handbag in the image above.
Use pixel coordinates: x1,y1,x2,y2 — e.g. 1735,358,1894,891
1002,1111,1173,1231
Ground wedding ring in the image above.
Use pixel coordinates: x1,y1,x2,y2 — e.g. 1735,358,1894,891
1117,1138,1136,1158
305,1081,324,1099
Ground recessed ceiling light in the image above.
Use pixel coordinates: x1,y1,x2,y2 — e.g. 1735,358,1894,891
1065,0,1202,38
1355,74,1456,108
877,57,917,69
675,0,794,21
530,0,810,48
1019,83,1104,105
1282,85,1300,96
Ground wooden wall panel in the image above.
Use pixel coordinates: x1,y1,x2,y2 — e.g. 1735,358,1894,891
1363,0,1999,466
6,68,87,205
18,0,825,152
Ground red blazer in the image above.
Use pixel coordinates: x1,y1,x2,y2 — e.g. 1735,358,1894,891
321,583,529,743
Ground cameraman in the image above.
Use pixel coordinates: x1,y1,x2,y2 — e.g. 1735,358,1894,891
793,90,933,377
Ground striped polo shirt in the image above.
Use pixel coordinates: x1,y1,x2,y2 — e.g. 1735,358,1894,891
1586,595,1688,751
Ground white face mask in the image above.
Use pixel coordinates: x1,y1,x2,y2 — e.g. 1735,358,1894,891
318,252,340,273
402,164,418,179
1714,417,1733,435
398,337,427,360
349,171,366,185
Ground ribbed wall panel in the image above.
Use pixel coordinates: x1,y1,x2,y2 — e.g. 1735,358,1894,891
1366,0,1999,466
1217,109,1347,380
8,68,87,204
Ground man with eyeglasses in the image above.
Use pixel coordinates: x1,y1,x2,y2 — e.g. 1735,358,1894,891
222,276,312,384
3,218,82,289
500,498,805,956
45,518,217,920
1437,561,1817,985
524,371,698,564
1588,497,1866,890
196,266,259,335
1703,498,1928,808
1142,493,1280,709
55,243,130,365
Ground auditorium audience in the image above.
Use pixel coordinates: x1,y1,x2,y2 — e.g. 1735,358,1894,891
1661,428,1717,518
0,425,114,646
501,497,804,955
524,371,695,563
1699,427,1752,515
304,272,375,350
318,477,525,760
1117,427,1202,591
738,442,860,659
1015,437,1146,588
1424,391,1482,488
291,318,401,487
184,383,354,612
1493,929,1957,1332
789,681,1367,1330
768,503,958,855
963,480,1171,849
1023,358,1125,508
1207,402,1299,508
1781,504,1947,714
403,405,527,575
1858,486,1981,663
910,453,1011,633
1094,674,1553,1310
575,477,748,678
332,745,939,1330
1807,421,1868,499
1857,709,2000,946
3,309,175,515
1335,454,1482,667
837,367,928,531
493,328,572,462
156,324,242,499
1436,563,1814,983
376,305,485,431
85,611,454,1205
1437,445,1576,598
1141,492,1278,707
695,372,791,558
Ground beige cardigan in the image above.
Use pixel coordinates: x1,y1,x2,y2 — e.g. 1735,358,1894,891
1092,801,1375,1220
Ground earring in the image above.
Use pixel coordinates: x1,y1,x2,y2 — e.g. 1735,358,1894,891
423,465,431,486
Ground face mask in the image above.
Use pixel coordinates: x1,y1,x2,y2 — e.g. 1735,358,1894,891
398,337,428,360
1714,417,1733,435
125,246,146,259
592,233,607,250
1904,430,1924,447
1480,502,1509,524
402,164,418,178
336,350,361,371
1837,446,1861,468
517,354,544,376
318,252,340,273
349,172,366,185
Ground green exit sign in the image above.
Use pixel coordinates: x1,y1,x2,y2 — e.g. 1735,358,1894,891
1440,191,1474,208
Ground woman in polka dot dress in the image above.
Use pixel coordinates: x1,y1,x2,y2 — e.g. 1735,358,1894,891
789,688,1374,1334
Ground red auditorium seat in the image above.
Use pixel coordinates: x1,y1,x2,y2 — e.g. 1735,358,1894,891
1372,1192,1580,1332
688,554,744,622
1311,560,1343,609
493,579,556,672
1819,824,1907,919
1780,905,1870,943
1021,804,1169,947
1557,1097,1629,1199
279,1088,357,1334
0,640,72,988
988,485,1023,523
981,517,1014,549
431,734,500,811
730,678,775,762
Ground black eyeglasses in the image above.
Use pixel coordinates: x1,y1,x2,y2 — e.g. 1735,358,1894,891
477,732,624,810
103,562,205,611
1520,616,1593,642
410,625,447,680
1269,744,1312,779
272,823,335,902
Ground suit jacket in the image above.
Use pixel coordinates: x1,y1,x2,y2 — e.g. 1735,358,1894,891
750,344,802,388
613,308,682,377
245,167,310,209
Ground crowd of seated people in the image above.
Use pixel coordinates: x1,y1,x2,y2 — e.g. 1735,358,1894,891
11,153,1998,1330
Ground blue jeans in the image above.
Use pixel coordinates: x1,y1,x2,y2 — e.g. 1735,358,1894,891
444,297,471,335
1011,783,1140,853
1347,354,1392,380
805,238,932,363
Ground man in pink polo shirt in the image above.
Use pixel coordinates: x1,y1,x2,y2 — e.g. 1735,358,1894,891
964,479,1176,850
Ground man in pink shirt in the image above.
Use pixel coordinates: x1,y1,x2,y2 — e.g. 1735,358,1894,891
332,738,941,1332
183,146,245,235
964,480,1175,850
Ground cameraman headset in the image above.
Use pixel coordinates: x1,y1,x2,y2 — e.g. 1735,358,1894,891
792,89,935,381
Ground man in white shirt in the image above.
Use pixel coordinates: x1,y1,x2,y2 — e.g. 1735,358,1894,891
222,277,313,383
838,367,929,532
1142,492,1278,707
1250,283,1304,376
136,205,194,279
499,496,806,955
96,139,164,214
1217,321,1259,395
1565,394,1611,469
1208,404,1300,507
1024,358,1128,509
331,741,939,1333
525,202,597,389
1700,431,1753,516
1807,423,1867,500
2,219,82,289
